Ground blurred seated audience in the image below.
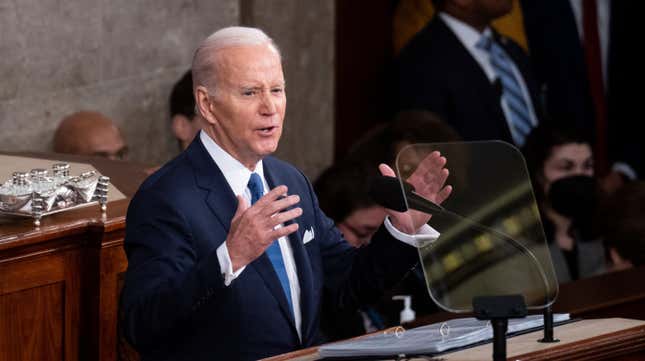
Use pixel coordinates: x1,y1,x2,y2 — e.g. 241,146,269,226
522,123,606,283
347,110,462,168
143,70,200,176
53,111,128,160
315,111,460,340
601,182,645,271
169,70,201,151
314,160,388,340
315,161,385,248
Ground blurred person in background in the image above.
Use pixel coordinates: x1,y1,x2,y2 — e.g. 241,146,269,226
396,0,543,148
601,182,645,271
169,70,201,152
523,123,606,283
314,111,460,340
521,0,645,192
53,110,128,160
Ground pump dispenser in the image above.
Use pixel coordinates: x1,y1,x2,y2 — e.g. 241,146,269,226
392,295,415,324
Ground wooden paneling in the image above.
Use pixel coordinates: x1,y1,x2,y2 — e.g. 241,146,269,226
0,152,147,361
0,282,64,361
0,246,86,361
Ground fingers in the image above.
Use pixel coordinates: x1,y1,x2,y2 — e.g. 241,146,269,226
244,185,302,228
270,207,303,226
254,185,289,207
425,167,449,194
408,151,443,183
435,185,453,204
270,223,300,240
263,194,300,216
378,163,396,177
408,152,448,190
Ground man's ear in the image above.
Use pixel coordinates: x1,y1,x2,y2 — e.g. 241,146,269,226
195,85,217,125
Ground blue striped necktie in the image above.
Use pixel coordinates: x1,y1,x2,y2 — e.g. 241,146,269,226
477,35,535,146
247,173,294,315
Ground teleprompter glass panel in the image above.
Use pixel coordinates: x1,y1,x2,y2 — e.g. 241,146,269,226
395,142,558,313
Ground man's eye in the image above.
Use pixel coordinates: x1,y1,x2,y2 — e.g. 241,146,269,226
242,90,256,96
272,88,284,94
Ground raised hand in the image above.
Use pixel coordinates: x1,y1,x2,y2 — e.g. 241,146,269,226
379,151,452,234
226,185,302,270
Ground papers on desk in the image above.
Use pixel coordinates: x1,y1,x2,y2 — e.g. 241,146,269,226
319,313,570,359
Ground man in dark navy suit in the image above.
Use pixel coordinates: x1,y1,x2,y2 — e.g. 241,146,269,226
120,27,452,360
396,0,543,148
521,0,644,189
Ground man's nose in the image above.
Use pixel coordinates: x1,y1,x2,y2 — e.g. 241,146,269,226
259,92,277,115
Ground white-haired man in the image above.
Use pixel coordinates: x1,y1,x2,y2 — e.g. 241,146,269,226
120,26,452,360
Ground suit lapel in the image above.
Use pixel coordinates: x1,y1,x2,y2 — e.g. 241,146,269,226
436,18,513,143
186,138,237,232
263,159,316,342
188,140,312,340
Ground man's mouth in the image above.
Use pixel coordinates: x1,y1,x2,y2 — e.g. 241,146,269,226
257,126,278,135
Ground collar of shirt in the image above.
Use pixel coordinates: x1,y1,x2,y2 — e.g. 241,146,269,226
439,12,496,81
199,130,266,197
199,130,303,339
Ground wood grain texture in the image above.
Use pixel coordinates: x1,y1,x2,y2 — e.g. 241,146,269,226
0,152,145,361
0,282,64,361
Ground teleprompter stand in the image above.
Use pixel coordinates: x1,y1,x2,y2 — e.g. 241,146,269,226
539,305,560,343
473,295,527,361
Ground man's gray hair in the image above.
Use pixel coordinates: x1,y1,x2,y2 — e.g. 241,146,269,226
191,26,280,92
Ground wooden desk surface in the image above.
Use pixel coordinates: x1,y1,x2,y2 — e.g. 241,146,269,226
0,152,148,253
265,318,645,361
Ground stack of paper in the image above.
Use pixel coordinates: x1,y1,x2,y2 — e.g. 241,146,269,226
319,313,570,358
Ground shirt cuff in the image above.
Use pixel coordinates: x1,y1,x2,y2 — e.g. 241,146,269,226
383,216,440,248
216,241,247,286
612,162,637,180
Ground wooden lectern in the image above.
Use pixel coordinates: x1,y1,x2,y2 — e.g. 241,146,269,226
2,152,645,361
0,153,146,361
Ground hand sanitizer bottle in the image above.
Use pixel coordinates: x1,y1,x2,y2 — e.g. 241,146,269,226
392,295,415,324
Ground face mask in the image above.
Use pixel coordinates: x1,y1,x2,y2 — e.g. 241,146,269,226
548,175,596,220
548,175,597,238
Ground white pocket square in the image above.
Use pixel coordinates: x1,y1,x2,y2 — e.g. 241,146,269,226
303,227,315,244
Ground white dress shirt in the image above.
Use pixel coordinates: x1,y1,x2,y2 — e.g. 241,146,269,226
200,130,439,338
439,12,539,136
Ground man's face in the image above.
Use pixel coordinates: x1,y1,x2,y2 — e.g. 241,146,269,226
78,123,128,160
205,44,286,167
471,0,513,20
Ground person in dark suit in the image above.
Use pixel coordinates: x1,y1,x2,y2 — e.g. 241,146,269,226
520,0,644,190
120,26,453,361
396,0,543,147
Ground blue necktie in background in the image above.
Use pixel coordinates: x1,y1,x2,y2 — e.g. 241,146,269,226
248,172,294,314
477,35,535,146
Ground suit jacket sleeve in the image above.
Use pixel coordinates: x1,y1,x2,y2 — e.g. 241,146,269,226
301,169,419,313
120,188,227,350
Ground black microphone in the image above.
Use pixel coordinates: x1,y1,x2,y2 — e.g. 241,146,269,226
368,175,444,214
